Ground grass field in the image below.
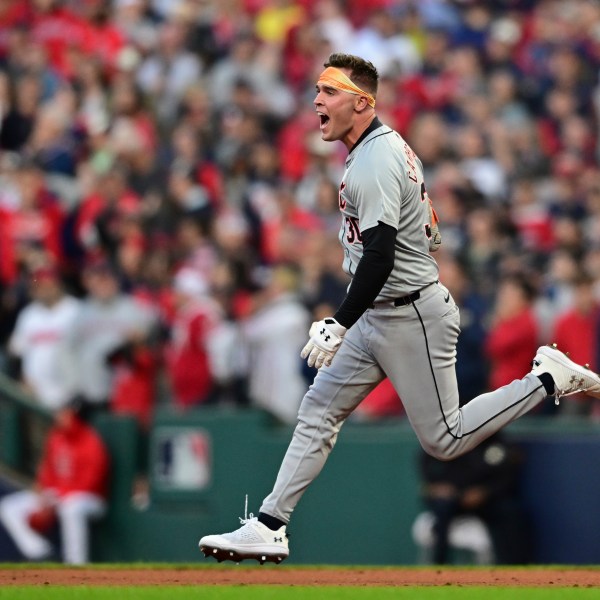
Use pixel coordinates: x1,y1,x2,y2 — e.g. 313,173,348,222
0,586,599,599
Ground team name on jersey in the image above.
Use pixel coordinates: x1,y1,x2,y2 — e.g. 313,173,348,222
403,142,419,184
338,182,346,209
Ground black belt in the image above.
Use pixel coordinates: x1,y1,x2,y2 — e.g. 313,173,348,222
370,290,419,309
371,281,437,309
393,290,421,306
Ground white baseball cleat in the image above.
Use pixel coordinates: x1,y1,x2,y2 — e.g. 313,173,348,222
199,516,289,565
531,344,600,404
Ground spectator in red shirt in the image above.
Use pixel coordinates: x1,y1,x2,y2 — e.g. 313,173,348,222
552,272,598,369
0,400,110,564
75,164,142,264
76,0,126,75
551,272,599,415
485,274,540,391
0,157,65,285
164,267,222,409
29,0,89,79
0,0,31,60
107,333,157,431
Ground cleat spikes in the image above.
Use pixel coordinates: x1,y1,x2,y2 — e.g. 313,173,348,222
199,544,287,565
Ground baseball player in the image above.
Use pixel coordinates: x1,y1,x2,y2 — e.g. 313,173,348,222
199,53,600,564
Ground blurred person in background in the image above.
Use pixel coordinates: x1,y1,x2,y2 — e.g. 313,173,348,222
28,0,90,80
458,206,506,301
136,15,203,126
260,181,324,265
176,83,217,150
164,266,223,410
299,232,348,322
7,264,80,411
0,399,110,564
105,325,158,432
74,164,143,265
173,215,218,285
109,76,157,150
241,264,310,424
0,157,66,287
438,255,489,402
454,124,508,205
312,0,353,56
72,259,156,414
551,271,600,416
509,176,555,255
485,274,540,392
113,0,158,56
0,73,40,152
72,0,127,75
414,430,531,565
535,249,581,339
167,161,214,230
25,84,79,176
293,130,344,213
209,30,295,123
345,8,421,80
166,123,224,208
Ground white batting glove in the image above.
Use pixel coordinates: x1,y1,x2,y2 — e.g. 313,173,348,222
301,318,347,369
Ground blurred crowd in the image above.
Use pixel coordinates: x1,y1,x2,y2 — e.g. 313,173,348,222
2,0,600,432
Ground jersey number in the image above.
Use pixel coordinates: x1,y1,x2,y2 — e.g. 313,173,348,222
345,217,362,244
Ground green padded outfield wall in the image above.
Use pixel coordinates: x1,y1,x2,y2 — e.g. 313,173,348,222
83,407,600,564
91,407,424,564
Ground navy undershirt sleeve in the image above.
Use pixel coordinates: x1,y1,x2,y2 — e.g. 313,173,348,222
333,221,396,329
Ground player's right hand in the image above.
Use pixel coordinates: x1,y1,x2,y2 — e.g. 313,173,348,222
300,318,347,369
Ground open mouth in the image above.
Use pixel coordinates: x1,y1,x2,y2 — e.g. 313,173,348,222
318,113,330,130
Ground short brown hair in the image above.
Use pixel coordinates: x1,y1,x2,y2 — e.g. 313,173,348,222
324,53,379,98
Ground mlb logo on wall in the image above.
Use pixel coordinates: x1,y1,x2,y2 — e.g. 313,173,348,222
154,427,212,490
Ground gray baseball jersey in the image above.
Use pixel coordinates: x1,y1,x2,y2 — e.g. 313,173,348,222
338,125,439,298
260,120,548,524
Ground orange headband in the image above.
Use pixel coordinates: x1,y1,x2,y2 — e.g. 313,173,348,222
317,66,376,108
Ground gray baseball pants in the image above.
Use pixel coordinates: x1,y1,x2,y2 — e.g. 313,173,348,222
260,281,547,523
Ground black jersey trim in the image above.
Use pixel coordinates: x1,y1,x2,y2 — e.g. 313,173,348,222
349,116,385,154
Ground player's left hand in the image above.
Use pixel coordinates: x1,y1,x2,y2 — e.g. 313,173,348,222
301,318,347,369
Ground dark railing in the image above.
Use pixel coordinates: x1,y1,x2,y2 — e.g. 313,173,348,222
0,372,53,478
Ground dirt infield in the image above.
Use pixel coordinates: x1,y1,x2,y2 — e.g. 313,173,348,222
0,566,599,587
